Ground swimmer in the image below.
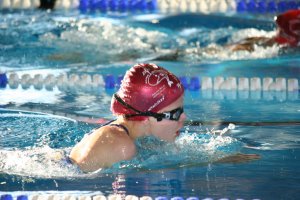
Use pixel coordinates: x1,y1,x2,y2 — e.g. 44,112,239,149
229,9,300,52
69,63,259,173
155,9,300,61
69,63,186,172
45,10,300,64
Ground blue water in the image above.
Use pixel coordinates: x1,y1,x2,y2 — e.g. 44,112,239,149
0,10,300,199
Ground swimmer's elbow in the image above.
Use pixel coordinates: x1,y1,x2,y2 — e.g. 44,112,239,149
69,149,87,167
69,138,137,172
69,147,96,172
68,152,102,173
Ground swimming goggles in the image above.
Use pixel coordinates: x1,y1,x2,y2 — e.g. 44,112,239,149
114,93,184,122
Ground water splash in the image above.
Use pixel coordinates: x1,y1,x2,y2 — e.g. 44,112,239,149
0,109,96,178
208,123,236,136
40,18,281,64
0,146,81,178
1,13,284,67
40,19,174,64
177,27,280,62
110,123,243,171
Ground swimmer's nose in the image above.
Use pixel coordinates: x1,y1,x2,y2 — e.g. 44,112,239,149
177,113,186,129
180,112,187,122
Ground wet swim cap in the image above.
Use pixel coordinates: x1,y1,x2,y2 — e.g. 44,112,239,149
275,9,300,47
111,63,184,120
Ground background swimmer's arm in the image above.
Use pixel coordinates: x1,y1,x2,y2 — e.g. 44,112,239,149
69,127,136,172
228,37,276,52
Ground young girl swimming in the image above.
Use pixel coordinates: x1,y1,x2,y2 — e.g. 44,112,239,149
69,63,186,172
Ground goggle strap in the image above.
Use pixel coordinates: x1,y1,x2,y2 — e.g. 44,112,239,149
114,93,143,114
114,93,165,121
125,113,165,121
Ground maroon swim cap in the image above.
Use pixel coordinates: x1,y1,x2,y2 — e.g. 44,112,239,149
275,9,300,47
111,63,184,120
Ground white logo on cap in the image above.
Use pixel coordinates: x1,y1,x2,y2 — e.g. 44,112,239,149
142,68,173,87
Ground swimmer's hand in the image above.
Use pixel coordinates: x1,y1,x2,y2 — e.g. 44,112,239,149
215,153,260,164
209,123,235,135
49,150,65,161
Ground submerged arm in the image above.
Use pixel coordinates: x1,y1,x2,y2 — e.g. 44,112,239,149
215,153,260,164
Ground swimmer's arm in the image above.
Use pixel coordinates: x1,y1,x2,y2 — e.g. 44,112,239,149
69,127,136,172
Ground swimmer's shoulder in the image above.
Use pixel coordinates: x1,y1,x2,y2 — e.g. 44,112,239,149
99,125,136,157
81,125,136,156
70,124,136,171
98,125,136,158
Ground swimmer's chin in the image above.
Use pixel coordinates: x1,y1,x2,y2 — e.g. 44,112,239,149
167,131,181,142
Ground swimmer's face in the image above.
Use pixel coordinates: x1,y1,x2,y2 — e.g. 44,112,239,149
148,95,186,142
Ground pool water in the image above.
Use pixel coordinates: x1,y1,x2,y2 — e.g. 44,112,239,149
0,10,300,200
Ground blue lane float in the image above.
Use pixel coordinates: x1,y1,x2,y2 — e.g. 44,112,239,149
78,0,157,13
16,196,28,200
0,73,8,88
104,74,115,89
179,76,189,89
189,76,201,91
236,0,300,13
0,195,13,200
267,1,277,12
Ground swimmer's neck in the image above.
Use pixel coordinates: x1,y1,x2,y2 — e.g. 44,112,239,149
114,117,151,140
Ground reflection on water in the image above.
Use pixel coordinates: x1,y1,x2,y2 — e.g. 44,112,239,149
0,86,62,105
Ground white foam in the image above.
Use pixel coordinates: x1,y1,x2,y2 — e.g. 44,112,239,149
41,19,170,63
176,126,239,161
0,146,83,178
